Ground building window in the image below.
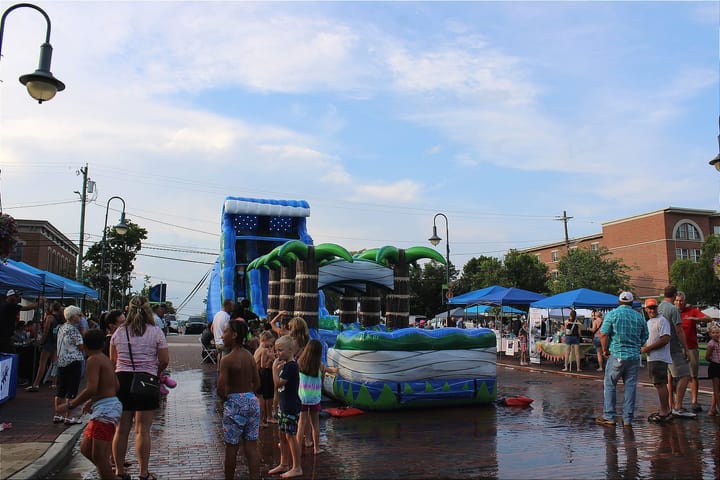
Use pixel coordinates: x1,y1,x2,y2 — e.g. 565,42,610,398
551,270,559,278
551,250,558,262
676,248,688,260
691,249,701,262
675,222,701,241
714,226,720,236
591,242,599,252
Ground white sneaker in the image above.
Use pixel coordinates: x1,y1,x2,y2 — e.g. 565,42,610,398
672,408,696,419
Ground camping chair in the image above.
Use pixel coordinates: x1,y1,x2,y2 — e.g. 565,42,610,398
199,335,217,364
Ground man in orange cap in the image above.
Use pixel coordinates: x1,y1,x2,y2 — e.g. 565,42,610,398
641,298,673,422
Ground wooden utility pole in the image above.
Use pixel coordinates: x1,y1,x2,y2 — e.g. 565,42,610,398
555,210,573,252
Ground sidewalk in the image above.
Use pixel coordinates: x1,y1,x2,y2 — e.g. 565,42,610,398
0,383,84,480
0,353,715,480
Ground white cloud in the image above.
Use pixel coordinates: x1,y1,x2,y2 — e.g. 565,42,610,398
352,179,422,203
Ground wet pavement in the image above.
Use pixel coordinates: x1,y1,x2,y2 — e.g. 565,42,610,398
29,337,720,478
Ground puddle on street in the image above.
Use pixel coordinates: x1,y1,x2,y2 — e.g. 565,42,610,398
50,367,720,479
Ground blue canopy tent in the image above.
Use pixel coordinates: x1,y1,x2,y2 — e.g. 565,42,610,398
6,260,65,297
471,287,547,306
531,288,628,309
465,305,525,315
7,260,98,300
0,261,43,294
448,285,506,305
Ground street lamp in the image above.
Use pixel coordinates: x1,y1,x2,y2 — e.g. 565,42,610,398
429,213,451,325
0,3,65,103
100,196,128,311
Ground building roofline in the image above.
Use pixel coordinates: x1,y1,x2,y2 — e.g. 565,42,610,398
518,232,603,253
602,206,719,227
15,219,79,254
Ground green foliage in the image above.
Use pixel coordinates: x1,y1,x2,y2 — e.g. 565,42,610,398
454,251,549,295
455,256,506,294
547,246,631,295
82,219,148,310
503,249,550,293
669,234,720,305
409,261,447,318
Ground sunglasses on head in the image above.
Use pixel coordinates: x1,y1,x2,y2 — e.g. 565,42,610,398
646,306,657,310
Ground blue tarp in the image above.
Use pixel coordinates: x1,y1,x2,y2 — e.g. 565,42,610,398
0,261,43,294
530,288,620,309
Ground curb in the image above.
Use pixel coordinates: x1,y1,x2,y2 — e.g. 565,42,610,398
8,424,84,480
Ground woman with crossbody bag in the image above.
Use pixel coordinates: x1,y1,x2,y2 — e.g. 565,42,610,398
562,310,583,372
109,296,168,480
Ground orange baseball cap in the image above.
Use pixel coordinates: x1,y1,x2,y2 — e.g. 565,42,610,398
644,298,658,307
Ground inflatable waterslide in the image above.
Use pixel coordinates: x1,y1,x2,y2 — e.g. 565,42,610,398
208,196,497,409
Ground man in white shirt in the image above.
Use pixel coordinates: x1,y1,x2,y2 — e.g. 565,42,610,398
152,304,165,334
211,299,233,360
641,298,673,423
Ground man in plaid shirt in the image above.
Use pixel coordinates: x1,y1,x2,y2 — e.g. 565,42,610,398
596,291,649,427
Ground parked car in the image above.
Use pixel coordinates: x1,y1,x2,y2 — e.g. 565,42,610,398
165,314,178,334
184,316,207,335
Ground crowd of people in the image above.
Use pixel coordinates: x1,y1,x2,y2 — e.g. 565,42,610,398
0,291,172,480
209,301,337,480
595,286,720,428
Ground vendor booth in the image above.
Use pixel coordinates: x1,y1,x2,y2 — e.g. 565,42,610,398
528,288,623,365
450,286,546,354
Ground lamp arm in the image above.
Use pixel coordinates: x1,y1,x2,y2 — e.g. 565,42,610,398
0,3,52,59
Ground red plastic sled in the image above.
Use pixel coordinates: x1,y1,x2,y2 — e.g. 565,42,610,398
324,407,365,417
502,396,534,407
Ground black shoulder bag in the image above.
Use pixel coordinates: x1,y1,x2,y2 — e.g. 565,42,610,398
125,326,160,398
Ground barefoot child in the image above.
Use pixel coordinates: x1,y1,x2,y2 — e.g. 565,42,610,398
269,335,302,478
218,320,261,480
59,329,121,480
297,339,337,454
705,324,720,416
254,330,276,426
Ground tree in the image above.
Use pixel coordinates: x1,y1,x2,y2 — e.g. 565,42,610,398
409,261,447,318
548,247,632,295
454,256,506,294
503,249,549,293
669,234,720,306
83,219,147,310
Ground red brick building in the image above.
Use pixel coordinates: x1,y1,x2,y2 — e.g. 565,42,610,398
10,219,78,279
520,207,720,298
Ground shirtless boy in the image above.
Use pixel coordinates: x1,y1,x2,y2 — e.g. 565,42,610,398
218,320,261,480
254,330,277,426
59,329,121,480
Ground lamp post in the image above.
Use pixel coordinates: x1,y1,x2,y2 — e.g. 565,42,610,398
0,3,65,103
428,213,451,325
100,196,128,312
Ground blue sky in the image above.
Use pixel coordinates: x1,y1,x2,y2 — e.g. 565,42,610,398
1,1,717,319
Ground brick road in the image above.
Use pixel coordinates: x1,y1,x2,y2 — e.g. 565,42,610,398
49,335,720,479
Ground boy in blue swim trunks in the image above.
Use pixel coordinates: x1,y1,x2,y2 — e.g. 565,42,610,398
218,320,261,480
59,329,121,480
269,334,302,478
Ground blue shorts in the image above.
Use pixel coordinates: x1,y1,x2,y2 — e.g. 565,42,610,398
222,392,260,444
564,335,580,345
593,337,602,348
